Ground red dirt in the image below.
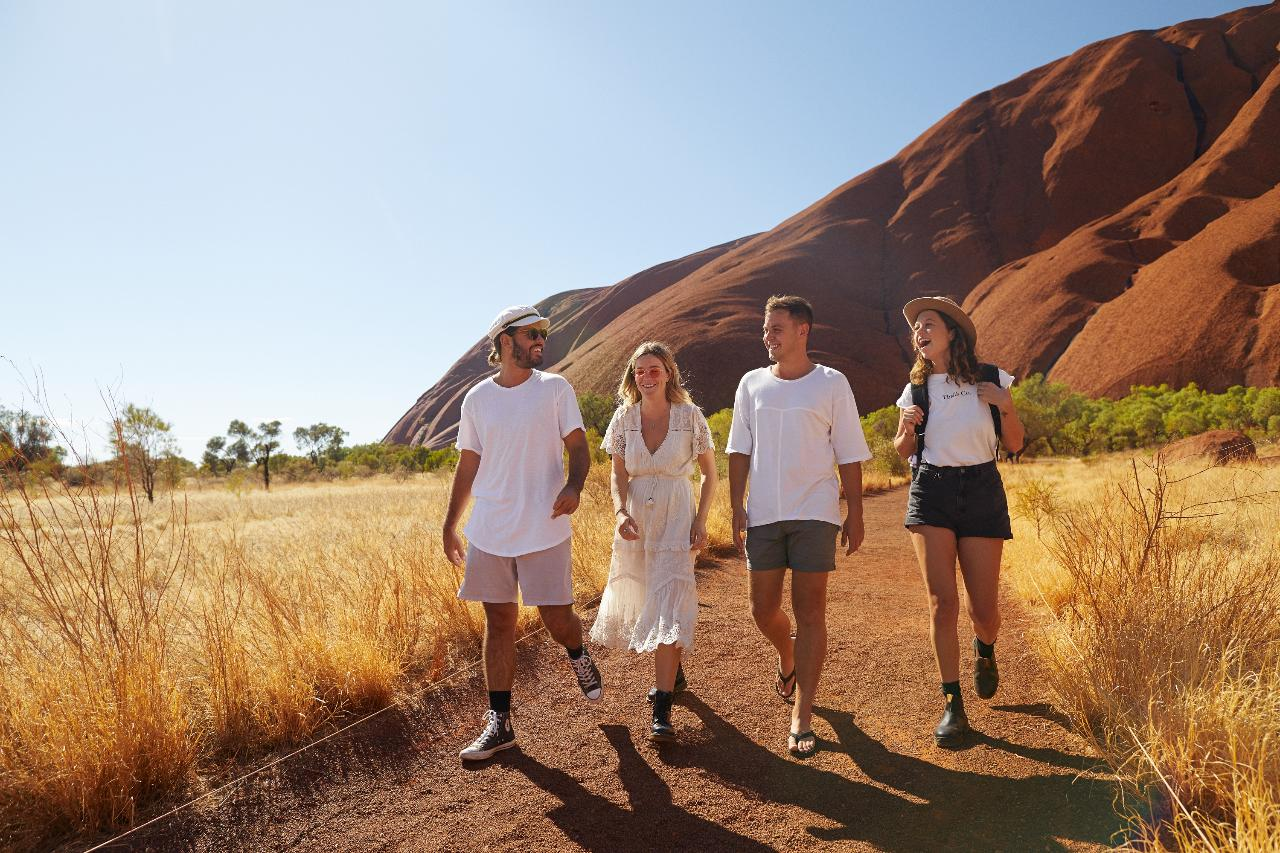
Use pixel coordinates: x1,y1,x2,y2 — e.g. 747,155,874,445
387,4,1280,450
90,487,1126,852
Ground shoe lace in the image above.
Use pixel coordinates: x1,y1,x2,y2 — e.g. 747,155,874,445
475,710,504,744
570,652,597,683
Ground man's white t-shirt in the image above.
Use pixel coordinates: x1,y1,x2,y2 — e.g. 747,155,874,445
894,369,1016,467
456,370,585,557
726,364,872,528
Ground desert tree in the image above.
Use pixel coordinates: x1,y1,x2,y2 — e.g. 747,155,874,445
293,422,348,468
0,406,58,471
253,420,282,490
226,420,253,469
113,404,177,502
202,436,228,474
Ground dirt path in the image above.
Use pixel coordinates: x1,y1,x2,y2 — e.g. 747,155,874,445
107,487,1125,852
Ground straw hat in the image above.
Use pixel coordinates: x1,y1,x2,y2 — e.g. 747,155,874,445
902,296,976,347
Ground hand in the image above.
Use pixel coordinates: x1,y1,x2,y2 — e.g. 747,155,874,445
899,405,925,433
617,511,640,541
840,512,864,556
443,526,466,567
551,485,581,519
689,520,708,552
976,382,1012,412
732,507,747,557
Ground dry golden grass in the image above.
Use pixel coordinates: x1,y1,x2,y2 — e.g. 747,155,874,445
1002,455,1280,851
0,456,895,850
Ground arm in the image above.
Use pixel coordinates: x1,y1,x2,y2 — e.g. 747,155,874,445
443,449,481,566
552,427,590,518
837,461,864,555
611,451,640,540
894,406,922,460
728,452,750,556
977,383,1026,455
689,449,718,551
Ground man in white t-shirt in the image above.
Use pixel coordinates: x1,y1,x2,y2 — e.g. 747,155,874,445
727,294,872,760
443,304,600,762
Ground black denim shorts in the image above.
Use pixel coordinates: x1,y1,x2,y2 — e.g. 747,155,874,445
904,461,1013,540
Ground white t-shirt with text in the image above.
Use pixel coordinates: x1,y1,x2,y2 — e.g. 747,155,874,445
456,370,585,557
894,368,1016,467
726,364,872,528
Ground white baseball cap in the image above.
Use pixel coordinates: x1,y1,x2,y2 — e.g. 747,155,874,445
486,305,551,340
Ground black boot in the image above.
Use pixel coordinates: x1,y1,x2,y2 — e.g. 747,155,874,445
934,690,970,746
647,663,687,703
650,691,676,743
973,637,999,700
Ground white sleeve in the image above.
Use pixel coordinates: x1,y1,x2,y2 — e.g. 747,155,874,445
456,394,482,454
831,374,872,465
601,406,626,455
558,380,586,438
895,383,914,408
998,368,1016,388
725,376,753,456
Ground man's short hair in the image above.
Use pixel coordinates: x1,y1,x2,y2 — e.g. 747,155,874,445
764,294,814,331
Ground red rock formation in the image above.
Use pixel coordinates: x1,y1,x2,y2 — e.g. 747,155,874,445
388,4,1280,448
1159,429,1257,464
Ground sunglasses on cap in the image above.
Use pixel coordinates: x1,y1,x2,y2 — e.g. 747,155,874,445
505,326,549,340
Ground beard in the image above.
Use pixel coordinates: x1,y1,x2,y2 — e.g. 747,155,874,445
512,337,544,369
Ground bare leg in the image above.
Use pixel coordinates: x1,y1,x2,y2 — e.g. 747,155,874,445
909,525,960,682
749,568,794,683
654,643,681,692
536,604,584,650
482,602,520,691
957,537,1003,645
790,571,829,739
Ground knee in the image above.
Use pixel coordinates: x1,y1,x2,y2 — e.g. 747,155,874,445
969,602,1001,633
793,603,826,633
485,609,518,637
928,594,960,625
750,599,780,628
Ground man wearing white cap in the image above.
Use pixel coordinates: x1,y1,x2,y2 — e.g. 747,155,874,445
444,305,601,762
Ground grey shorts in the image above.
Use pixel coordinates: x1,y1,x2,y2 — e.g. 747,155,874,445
745,520,839,573
458,538,573,606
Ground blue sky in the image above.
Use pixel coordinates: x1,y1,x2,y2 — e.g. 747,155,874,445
0,0,1246,460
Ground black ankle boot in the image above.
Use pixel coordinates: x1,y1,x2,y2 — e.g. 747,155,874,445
934,691,970,746
650,691,676,742
973,637,999,700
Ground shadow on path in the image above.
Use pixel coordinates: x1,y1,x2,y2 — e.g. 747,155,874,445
652,696,1122,851
507,723,773,852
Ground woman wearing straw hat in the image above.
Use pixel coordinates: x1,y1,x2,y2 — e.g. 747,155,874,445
893,296,1025,746
592,341,718,743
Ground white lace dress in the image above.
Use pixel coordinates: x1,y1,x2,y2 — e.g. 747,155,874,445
590,402,713,655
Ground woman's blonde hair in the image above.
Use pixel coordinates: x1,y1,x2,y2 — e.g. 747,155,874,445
908,312,981,386
616,341,693,406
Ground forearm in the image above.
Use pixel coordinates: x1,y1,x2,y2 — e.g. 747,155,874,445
565,443,590,491
837,462,863,515
728,453,750,511
695,473,716,523
1000,407,1026,454
893,429,917,460
444,452,479,530
610,462,630,514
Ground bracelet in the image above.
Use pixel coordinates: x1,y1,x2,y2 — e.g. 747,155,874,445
614,507,628,516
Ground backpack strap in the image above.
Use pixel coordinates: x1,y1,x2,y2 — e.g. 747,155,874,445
978,363,1003,441
909,381,929,468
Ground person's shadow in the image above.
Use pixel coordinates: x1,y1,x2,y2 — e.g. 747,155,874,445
650,695,1123,851
505,723,774,852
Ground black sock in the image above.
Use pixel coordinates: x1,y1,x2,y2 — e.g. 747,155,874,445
941,681,963,704
488,691,511,714
976,638,995,659
566,645,584,660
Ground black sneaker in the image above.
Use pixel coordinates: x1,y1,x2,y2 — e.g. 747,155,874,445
934,694,970,747
459,710,516,761
973,637,999,700
568,647,603,700
647,663,687,704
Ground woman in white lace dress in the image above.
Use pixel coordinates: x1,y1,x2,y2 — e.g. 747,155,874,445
591,341,717,743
